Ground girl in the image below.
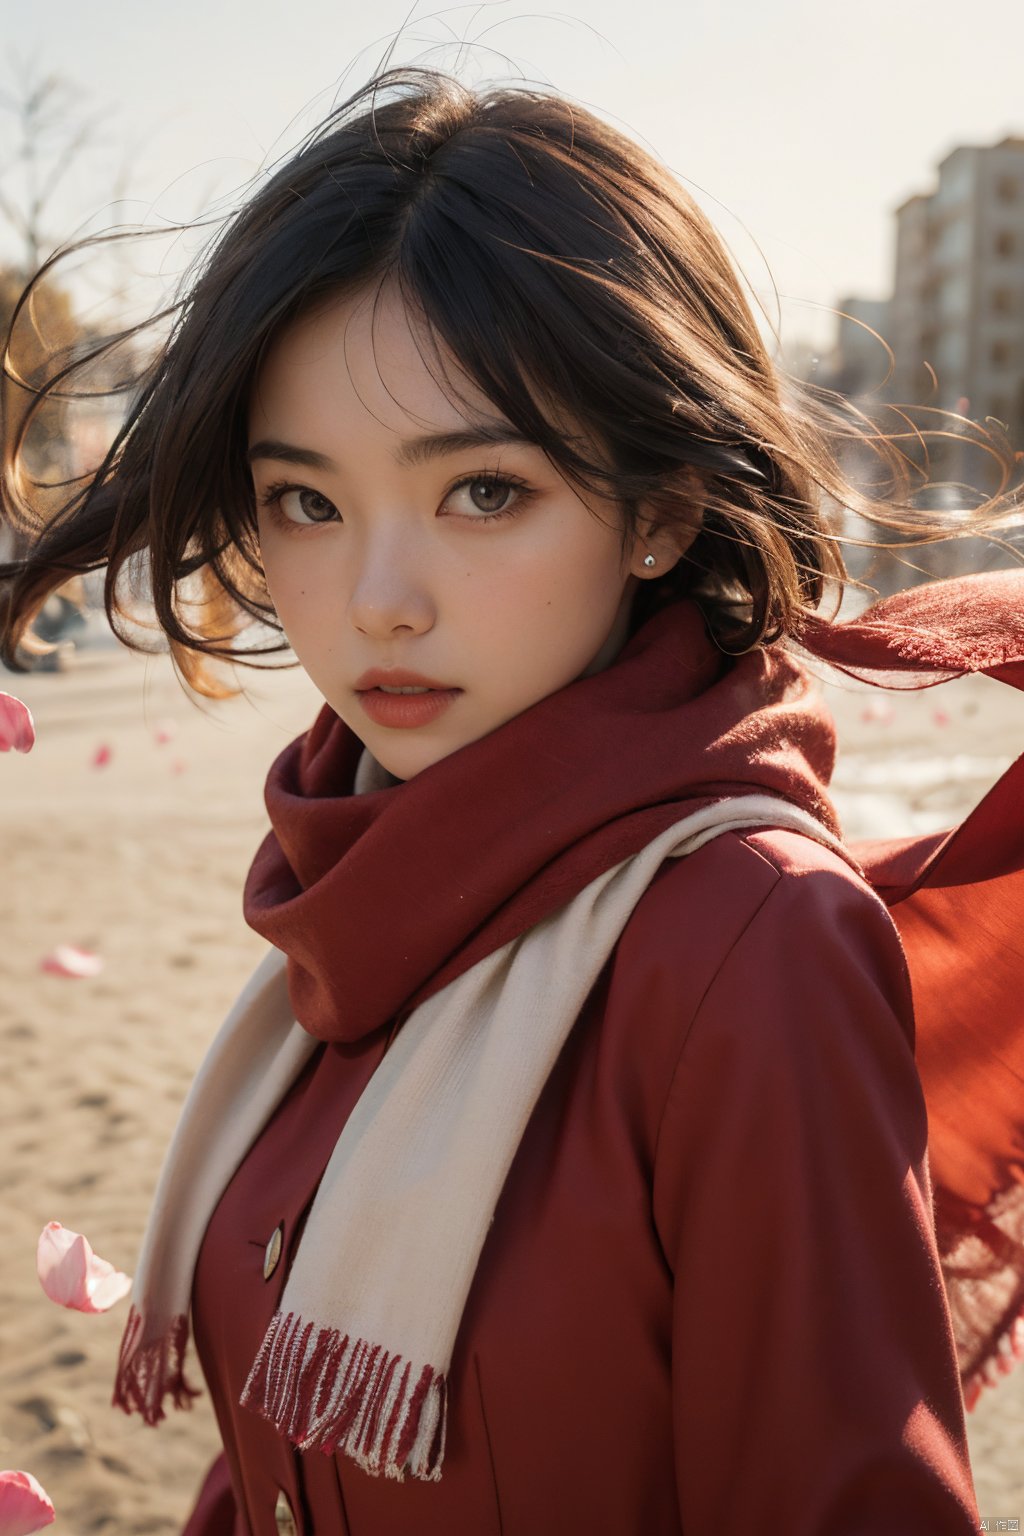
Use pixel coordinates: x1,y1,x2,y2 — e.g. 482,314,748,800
3,65,1024,1536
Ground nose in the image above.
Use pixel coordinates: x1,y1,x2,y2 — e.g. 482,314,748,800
347,525,436,639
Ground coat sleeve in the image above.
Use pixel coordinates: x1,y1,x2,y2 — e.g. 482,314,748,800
651,853,981,1535
180,1451,240,1536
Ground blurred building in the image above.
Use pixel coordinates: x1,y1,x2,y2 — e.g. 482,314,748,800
789,135,1024,592
890,136,1024,437
803,134,1024,437
828,296,893,398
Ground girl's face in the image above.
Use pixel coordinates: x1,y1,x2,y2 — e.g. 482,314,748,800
249,284,676,781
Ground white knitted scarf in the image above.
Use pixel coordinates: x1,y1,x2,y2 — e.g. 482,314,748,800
114,754,853,1482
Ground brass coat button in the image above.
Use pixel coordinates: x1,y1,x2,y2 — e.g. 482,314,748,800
263,1222,284,1281
274,1488,297,1535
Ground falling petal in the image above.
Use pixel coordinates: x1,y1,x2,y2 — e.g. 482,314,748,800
0,1468,55,1533
933,707,952,727
0,693,35,754
170,758,187,775
153,719,176,745
860,699,896,725
39,946,104,979
36,1222,131,1314
91,744,112,768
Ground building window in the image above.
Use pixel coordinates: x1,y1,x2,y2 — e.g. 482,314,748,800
991,287,1015,315
996,175,1019,202
994,229,1017,257
991,340,1011,368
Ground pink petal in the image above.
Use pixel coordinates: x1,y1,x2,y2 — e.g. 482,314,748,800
36,1222,131,1314
39,945,103,979
0,1469,55,1533
170,758,187,775
0,693,35,754
933,707,952,727
90,743,112,768
859,699,896,725
153,719,176,745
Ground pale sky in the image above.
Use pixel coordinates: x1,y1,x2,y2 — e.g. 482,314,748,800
2,0,1023,356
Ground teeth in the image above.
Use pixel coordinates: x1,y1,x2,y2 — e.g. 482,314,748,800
378,685,432,694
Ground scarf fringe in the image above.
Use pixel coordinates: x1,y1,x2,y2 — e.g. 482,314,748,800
112,1304,202,1424
963,1310,1024,1412
240,1309,447,1482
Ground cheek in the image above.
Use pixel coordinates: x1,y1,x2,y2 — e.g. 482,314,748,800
510,531,626,631
260,539,327,639
475,542,627,692
482,514,625,618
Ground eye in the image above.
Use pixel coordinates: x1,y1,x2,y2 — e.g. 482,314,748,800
445,474,530,521
258,483,338,526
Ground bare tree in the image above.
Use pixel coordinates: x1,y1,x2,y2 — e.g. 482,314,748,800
0,54,135,620
0,53,118,280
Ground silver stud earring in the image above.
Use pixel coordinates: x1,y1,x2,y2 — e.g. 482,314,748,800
643,554,656,568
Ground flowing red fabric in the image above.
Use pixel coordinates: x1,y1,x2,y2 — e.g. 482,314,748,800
243,569,1024,1409
792,569,1024,1406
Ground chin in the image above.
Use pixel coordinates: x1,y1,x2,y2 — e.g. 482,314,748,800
367,739,446,782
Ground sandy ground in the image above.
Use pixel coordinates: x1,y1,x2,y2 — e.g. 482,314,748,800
1,615,1023,1533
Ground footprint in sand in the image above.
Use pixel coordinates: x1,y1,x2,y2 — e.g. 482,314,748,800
60,1171,99,1193
100,1452,133,1476
53,1348,87,1369
3,1021,36,1040
75,1091,111,1109
16,1394,59,1431
18,1396,92,1451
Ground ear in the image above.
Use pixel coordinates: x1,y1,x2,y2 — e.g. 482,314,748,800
627,470,705,581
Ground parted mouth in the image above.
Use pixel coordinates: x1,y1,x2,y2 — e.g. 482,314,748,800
354,668,460,692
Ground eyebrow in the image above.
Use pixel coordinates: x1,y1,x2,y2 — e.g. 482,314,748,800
247,425,537,472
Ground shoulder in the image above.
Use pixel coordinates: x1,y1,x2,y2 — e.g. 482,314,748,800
646,830,930,1272
604,826,915,1097
613,825,908,1013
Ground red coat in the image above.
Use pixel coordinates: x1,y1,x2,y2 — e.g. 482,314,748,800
181,826,979,1534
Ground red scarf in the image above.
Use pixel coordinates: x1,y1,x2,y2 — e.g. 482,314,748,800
243,570,1024,1407
243,594,841,1041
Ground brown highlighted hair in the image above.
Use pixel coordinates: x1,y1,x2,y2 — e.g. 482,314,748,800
2,66,1022,698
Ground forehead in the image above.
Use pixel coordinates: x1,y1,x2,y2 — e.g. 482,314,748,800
249,282,498,441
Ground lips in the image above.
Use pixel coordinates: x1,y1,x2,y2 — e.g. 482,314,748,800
356,685,463,729
354,668,458,692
